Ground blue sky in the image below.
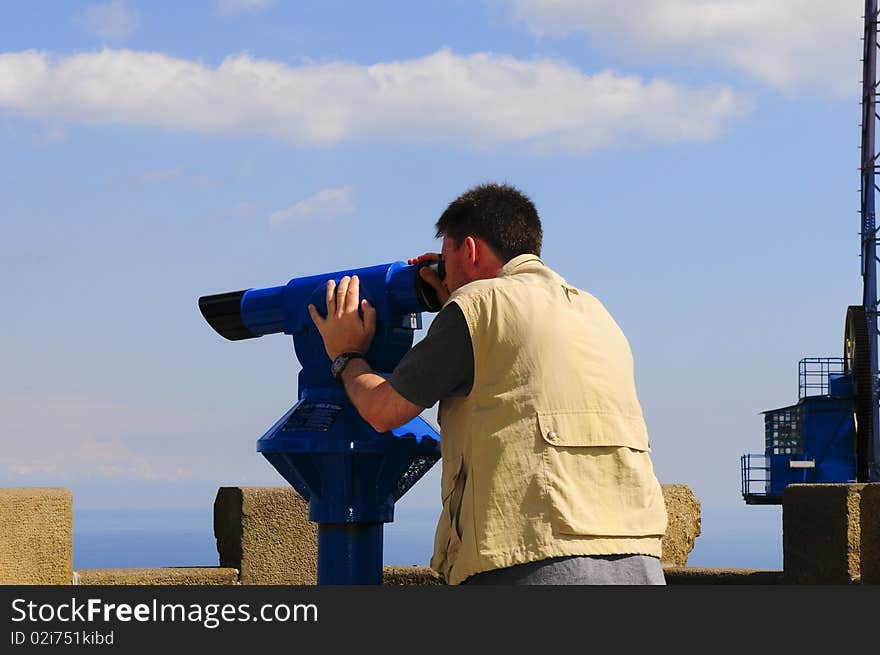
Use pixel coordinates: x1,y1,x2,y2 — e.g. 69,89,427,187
0,1,868,569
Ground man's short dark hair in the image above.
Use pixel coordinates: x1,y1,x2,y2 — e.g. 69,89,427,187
435,183,542,262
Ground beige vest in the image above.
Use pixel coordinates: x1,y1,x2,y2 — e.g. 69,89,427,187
430,254,668,585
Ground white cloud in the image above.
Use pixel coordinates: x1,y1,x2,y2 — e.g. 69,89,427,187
270,186,355,227
0,48,751,153
78,0,141,42
217,0,274,15
505,0,861,96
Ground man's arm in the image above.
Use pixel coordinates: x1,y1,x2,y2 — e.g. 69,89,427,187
338,358,424,433
338,301,474,431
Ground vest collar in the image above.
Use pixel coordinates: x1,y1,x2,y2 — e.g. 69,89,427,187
500,253,544,277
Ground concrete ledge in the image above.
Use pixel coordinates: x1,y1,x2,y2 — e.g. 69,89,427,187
383,565,443,585
660,485,701,567
859,483,880,584
381,565,785,585
0,487,73,585
664,567,783,585
214,487,317,585
783,483,865,584
74,567,240,586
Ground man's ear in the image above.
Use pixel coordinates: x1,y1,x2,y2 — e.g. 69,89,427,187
463,236,478,265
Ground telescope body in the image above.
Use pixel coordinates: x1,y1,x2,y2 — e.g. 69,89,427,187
200,261,440,388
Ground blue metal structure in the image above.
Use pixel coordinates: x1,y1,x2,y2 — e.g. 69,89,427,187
199,261,442,584
741,358,856,503
741,1,880,501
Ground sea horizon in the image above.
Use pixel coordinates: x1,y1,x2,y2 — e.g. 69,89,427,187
71,505,783,572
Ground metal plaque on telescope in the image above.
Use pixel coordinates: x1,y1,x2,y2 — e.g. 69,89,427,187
282,402,343,432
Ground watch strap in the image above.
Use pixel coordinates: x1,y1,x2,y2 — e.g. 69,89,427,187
331,351,367,379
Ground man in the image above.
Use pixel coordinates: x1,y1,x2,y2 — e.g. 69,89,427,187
308,183,668,585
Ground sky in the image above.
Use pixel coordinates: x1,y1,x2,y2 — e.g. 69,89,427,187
0,0,869,570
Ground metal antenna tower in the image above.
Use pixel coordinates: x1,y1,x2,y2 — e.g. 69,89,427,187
859,0,880,481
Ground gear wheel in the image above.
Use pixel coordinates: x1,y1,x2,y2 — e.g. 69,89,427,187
844,305,874,481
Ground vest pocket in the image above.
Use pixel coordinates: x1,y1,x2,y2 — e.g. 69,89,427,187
537,411,667,537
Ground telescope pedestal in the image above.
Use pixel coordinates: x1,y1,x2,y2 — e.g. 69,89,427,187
257,397,440,585
318,523,383,585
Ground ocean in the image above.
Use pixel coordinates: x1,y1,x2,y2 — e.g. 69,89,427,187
72,505,783,571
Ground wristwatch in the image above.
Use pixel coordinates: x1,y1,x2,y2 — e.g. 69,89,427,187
330,352,367,380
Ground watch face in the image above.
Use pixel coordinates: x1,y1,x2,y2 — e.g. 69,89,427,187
331,352,364,379
331,354,348,378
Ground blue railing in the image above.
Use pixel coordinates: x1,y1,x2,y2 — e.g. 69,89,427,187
798,357,844,400
741,453,771,501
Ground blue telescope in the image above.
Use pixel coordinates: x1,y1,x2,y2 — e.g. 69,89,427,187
200,261,443,585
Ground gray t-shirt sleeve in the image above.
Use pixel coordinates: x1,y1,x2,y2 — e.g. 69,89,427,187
389,302,474,408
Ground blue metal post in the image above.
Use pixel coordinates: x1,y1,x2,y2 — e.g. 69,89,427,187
317,524,384,585
861,0,880,481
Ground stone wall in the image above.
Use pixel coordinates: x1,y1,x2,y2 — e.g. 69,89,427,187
75,567,239,585
860,484,880,583
214,486,318,585
213,483,703,584
18,482,843,586
783,482,880,584
660,485,701,567
0,488,72,585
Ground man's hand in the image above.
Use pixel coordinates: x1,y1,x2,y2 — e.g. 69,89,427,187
408,252,450,305
308,274,377,360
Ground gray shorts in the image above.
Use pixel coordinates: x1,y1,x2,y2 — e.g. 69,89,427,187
460,554,666,585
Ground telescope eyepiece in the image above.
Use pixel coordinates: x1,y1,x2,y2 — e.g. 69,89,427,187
423,259,445,281
415,261,445,312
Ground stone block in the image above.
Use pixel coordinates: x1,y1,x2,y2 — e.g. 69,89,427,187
783,483,864,584
214,486,317,585
660,484,701,566
664,567,783,585
383,565,443,585
0,487,73,585
74,567,239,585
859,483,880,584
